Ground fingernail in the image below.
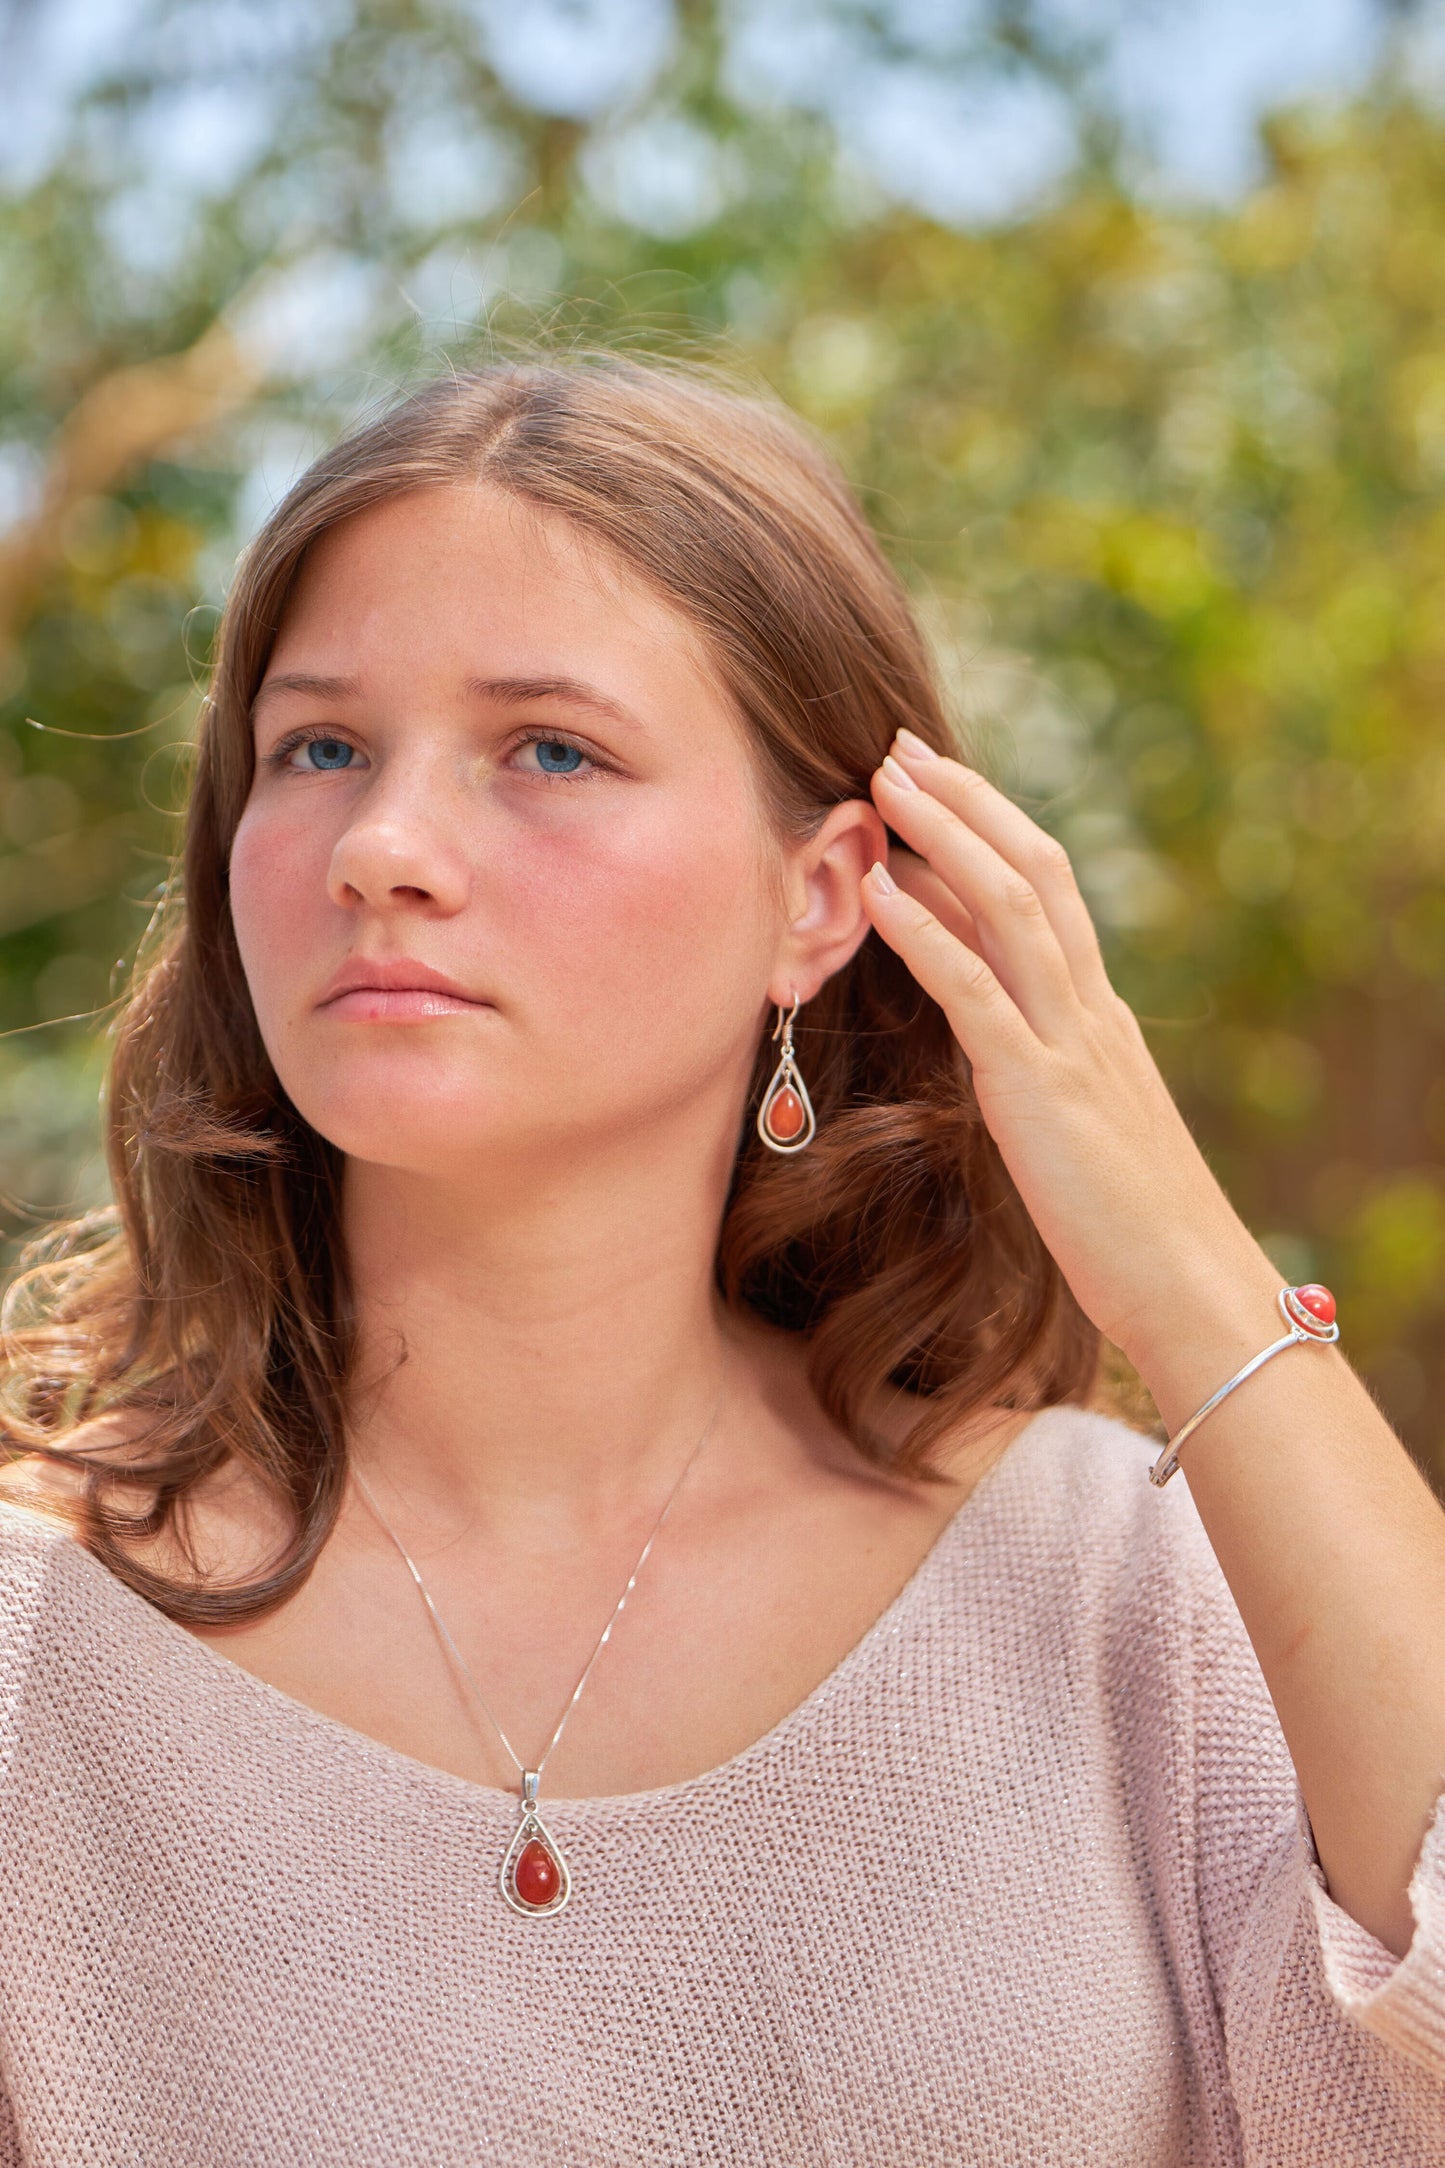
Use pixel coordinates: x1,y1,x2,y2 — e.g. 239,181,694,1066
894,728,937,760
868,860,897,896
880,753,917,791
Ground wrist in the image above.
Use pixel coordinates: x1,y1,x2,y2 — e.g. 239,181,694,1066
1116,1240,1290,1439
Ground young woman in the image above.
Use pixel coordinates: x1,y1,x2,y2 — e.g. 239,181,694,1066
0,352,1442,2164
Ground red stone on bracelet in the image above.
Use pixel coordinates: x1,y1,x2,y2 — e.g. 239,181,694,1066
1289,1283,1336,1329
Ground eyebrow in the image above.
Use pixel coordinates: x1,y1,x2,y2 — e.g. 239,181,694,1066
250,672,361,716
468,675,650,735
250,671,649,734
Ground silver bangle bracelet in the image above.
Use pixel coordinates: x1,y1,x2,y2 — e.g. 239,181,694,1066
1148,1283,1340,1488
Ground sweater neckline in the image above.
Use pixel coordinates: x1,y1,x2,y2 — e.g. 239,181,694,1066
17,1405,1059,1817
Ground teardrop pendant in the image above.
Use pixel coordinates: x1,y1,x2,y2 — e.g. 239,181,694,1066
757,1053,816,1152
500,1771,572,1917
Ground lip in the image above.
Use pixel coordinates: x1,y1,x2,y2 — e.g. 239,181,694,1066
317,956,492,1015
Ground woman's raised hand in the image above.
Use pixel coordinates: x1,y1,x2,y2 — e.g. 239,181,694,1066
860,727,1275,1368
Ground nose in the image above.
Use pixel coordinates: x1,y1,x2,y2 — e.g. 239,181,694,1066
326,767,471,916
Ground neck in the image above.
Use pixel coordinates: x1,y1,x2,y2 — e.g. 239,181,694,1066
339,1131,780,1548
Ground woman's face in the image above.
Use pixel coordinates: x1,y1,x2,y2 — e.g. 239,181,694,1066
229,481,856,1186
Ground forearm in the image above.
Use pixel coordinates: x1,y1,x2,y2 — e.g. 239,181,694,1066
1124,1233,1445,1962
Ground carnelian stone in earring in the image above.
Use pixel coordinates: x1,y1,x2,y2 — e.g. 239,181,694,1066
765,1087,805,1141
1294,1284,1336,1327
514,1839,560,1907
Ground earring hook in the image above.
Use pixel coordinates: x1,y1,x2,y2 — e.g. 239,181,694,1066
771,990,800,1042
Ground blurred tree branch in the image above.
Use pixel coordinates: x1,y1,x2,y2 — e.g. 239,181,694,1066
0,310,264,660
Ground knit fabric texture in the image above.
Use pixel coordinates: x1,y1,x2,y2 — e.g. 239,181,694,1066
1,1401,1443,2165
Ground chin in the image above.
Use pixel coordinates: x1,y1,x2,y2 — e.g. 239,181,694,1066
317,1130,506,1180
283,1083,511,1171
290,1075,615,1179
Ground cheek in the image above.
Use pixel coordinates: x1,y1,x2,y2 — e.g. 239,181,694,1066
227,809,327,1012
504,781,766,1013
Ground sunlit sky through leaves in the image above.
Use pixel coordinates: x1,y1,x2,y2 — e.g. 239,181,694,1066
0,0,1416,223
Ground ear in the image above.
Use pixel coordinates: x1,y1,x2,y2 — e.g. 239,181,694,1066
767,796,891,1006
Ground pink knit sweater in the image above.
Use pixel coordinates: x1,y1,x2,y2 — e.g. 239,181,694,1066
0,1401,1442,2163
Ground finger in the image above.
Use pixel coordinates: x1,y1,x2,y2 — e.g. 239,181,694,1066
860,859,1040,1064
887,846,982,951
873,756,1082,1044
890,731,1117,1010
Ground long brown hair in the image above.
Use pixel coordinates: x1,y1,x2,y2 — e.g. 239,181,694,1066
0,346,1110,1624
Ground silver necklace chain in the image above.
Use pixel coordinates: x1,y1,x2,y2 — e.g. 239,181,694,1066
348,1355,728,1791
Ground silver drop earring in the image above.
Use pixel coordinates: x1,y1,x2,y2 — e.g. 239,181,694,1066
757,991,816,1153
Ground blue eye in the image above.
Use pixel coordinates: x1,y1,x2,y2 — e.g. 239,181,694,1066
529,738,585,776
302,738,355,771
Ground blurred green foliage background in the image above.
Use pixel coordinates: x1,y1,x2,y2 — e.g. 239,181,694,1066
1,0,1441,1481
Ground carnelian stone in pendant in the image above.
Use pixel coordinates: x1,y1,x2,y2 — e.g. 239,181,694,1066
765,1086,805,1141
514,1838,560,1907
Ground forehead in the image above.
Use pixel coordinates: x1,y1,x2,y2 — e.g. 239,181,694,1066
257,481,761,769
